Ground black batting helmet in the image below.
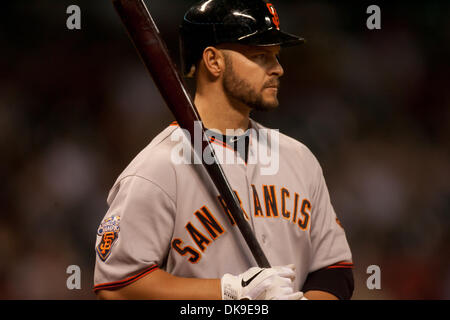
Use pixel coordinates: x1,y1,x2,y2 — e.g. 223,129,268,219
179,0,305,77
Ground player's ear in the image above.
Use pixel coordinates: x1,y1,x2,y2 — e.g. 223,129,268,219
201,46,225,78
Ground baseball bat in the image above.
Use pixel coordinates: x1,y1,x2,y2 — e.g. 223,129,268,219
111,0,271,268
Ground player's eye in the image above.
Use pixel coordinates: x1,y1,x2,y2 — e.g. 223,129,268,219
252,53,266,60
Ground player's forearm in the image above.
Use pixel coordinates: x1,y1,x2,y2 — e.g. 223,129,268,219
304,290,339,300
96,269,221,300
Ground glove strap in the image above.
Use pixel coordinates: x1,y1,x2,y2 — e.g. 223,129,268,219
221,273,239,300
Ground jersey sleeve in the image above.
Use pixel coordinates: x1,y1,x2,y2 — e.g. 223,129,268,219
93,175,176,292
308,159,353,272
302,159,354,299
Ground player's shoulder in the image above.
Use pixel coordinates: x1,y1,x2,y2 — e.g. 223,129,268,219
110,121,183,190
250,119,320,167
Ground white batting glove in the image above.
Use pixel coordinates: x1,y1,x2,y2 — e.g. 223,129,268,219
265,265,305,300
221,264,304,300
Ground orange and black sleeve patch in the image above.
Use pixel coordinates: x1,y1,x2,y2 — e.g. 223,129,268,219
326,262,354,269
302,262,354,300
93,264,158,293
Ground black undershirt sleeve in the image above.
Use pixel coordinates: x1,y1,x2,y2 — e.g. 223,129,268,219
301,267,354,300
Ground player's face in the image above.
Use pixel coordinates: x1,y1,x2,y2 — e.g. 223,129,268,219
220,44,284,111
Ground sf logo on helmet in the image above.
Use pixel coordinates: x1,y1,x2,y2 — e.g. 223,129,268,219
266,3,280,30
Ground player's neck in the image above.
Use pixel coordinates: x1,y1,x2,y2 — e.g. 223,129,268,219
194,90,250,134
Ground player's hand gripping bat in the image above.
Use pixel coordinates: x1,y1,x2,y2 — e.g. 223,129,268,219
111,0,271,268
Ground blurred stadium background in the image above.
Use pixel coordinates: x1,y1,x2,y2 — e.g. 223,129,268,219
0,0,449,299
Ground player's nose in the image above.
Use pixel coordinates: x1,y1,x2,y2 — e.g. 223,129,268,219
268,55,284,78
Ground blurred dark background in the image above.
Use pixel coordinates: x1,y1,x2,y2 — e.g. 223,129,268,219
1,0,449,299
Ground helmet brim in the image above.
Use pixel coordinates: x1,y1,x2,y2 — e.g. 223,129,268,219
237,28,305,47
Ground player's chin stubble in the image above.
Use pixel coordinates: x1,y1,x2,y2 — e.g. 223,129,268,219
222,55,279,112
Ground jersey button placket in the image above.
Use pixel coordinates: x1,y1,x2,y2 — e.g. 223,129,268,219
261,234,267,244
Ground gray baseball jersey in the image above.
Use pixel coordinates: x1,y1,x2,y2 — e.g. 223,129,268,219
93,119,352,293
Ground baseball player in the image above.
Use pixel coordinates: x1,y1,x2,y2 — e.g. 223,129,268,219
94,0,354,300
